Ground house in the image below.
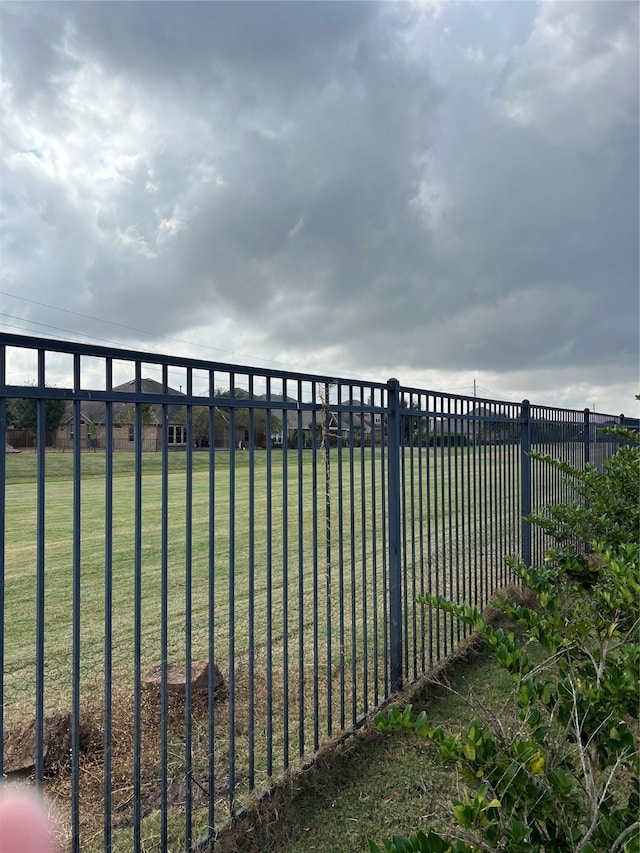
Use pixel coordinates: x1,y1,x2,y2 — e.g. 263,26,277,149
429,405,518,446
53,382,390,452
54,378,187,451
324,399,376,446
268,395,382,448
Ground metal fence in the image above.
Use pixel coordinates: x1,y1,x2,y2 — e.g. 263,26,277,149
0,333,628,852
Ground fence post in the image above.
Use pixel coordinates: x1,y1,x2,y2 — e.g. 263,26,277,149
386,378,403,692
583,408,590,466
520,399,532,568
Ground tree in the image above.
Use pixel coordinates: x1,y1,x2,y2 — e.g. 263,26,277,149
192,407,211,447
213,388,278,448
6,391,67,445
116,402,156,429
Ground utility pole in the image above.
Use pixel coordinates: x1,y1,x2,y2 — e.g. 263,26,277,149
473,379,477,398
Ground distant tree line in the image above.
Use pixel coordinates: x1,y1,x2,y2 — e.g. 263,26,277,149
5,395,67,443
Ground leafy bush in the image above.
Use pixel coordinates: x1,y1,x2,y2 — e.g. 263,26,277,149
528,428,639,584
371,429,640,853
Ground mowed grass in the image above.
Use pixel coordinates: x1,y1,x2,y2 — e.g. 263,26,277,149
4,449,391,723
3,447,522,720
3,445,524,850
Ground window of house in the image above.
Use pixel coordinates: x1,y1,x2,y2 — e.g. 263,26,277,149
168,425,186,445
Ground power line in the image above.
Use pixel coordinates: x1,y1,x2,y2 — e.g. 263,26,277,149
476,383,512,401
0,309,371,388
0,312,156,351
0,290,316,374
0,315,272,394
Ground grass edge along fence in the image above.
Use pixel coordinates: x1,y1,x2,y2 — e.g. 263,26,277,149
0,333,630,853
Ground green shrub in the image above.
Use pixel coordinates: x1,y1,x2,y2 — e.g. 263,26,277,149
371,429,640,853
528,427,639,585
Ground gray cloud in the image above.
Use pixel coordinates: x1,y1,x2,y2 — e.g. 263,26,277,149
1,1,638,412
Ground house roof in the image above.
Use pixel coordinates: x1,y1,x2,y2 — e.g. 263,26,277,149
64,382,383,434
62,378,186,426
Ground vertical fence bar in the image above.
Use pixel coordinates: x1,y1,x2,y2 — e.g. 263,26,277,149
380,397,389,695
446,400,454,649
497,409,504,587
295,380,305,756
336,391,345,730
248,399,256,787
438,401,446,655
480,410,488,611
487,408,496,595
497,409,505,588
459,404,468,636
370,394,380,701
160,374,169,850
281,395,289,768
184,374,193,848
228,406,237,800
103,359,114,851
71,355,82,850
311,395,320,749
464,403,472,618
408,397,417,681
297,393,305,756
471,409,479,608
386,378,402,692
265,400,274,777
400,401,408,679
433,402,441,659
322,383,335,732
425,398,434,666
207,386,217,832
415,399,424,668
35,350,46,787
520,400,532,568
359,405,369,708
453,402,461,641
133,366,143,853
348,404,357,722
583,408,590,467
398,406,411,682
512,403,520,559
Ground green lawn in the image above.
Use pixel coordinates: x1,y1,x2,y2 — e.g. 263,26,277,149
2,445,524,850
3,447,522,715
247,646,516,853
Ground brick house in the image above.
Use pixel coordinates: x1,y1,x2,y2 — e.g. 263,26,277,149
54,378,188,451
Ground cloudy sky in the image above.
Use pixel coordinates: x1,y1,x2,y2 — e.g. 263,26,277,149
1,1,638,414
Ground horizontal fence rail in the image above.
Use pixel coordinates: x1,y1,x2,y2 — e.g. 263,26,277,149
0,333,630,852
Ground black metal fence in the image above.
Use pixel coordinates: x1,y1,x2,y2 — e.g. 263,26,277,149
0,333,627,852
